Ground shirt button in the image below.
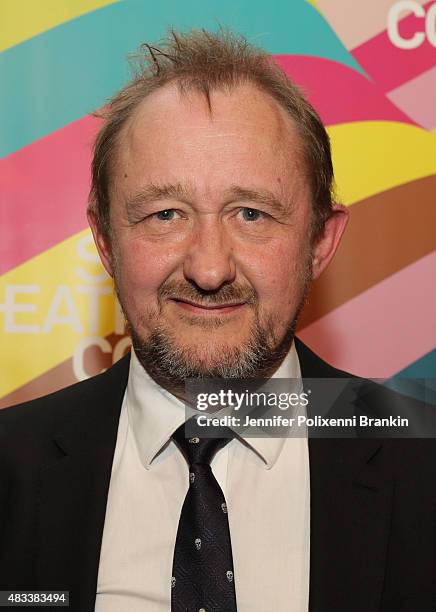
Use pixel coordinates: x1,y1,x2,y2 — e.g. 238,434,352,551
189,437,200,443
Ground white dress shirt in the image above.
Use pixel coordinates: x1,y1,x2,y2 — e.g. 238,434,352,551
95,342,310,611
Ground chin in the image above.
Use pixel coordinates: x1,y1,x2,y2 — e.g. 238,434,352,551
178,324,250,342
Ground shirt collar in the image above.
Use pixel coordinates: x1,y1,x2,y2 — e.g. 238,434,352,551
126,341,302,470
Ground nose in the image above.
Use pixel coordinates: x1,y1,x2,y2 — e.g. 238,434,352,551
182,217,236,291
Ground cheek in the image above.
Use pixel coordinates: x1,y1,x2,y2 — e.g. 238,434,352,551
243,240,306,303
114,238,179,298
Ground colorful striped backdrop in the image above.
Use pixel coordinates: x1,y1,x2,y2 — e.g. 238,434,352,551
1,0,435,408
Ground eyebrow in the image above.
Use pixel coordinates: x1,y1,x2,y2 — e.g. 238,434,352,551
124,182,291,217
125,183,193,216
224,186,291,217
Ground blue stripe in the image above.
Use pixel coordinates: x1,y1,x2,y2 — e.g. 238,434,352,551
394,349,436,378
0,0,363,157
385,350,436,406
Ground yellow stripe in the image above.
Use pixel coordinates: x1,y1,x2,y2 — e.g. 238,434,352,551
0,0,118,52
328,121,436,205
0,229,116,397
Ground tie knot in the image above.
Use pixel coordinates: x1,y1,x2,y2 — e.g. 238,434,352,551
172,417,233,467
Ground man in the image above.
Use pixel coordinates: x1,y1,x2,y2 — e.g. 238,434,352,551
0,29,435,612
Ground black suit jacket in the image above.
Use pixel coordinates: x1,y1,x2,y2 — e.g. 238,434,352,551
1,339,435,611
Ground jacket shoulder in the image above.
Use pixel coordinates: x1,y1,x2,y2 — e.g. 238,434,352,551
0,354,131,444
294,336,354,379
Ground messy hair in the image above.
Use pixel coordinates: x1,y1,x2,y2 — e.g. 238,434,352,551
89,28,334,241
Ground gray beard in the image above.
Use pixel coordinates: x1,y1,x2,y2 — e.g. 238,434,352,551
129,305,303,399
117,254,312,395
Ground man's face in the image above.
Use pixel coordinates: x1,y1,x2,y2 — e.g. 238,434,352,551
92,83,324,384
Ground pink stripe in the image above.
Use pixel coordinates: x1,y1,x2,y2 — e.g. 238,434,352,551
387,65,436,130
276,55,415,126
0,115,100,274
315,0,429,50
299,252,436,378
352,0,436,93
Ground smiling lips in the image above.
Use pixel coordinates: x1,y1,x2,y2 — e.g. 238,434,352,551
172,298,246,315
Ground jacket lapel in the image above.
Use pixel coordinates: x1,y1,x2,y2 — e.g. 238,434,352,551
36,355,130,612
295,338,393,612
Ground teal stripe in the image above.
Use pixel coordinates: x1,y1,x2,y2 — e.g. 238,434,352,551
394,349,436,378
385,350,436,406
0,0,363,158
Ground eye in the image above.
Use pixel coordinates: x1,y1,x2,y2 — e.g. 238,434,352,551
154,209,179,221
240,207,264,222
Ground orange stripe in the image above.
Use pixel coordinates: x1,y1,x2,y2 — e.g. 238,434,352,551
0,333,130,409
299,174,436,328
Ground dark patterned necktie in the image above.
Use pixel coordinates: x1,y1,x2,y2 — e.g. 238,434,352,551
171,418,237,612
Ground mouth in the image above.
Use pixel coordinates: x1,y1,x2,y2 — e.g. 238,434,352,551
171,298,246,315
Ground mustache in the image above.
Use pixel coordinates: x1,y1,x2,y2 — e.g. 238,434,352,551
158,280,258,306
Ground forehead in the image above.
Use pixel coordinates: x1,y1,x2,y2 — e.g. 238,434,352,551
123,80,301,149
128,80,295,131
113,81,308,201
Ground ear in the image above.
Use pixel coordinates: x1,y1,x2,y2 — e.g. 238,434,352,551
87,209,115,278
311,203,349,280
